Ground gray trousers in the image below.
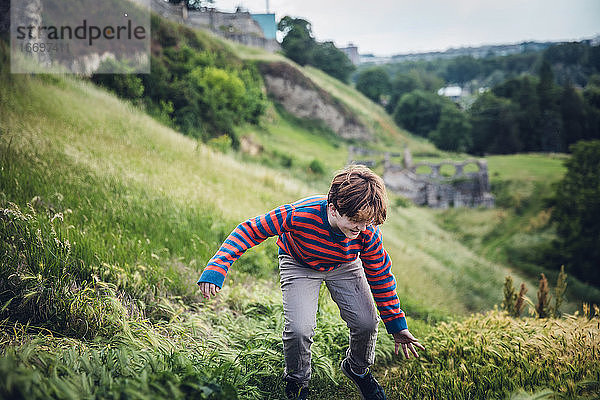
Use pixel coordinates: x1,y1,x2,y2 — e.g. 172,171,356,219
279,254,379,384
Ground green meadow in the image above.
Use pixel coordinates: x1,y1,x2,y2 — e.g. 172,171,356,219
1,28,599,400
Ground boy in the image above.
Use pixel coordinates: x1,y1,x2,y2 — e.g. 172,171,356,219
198,165,424,400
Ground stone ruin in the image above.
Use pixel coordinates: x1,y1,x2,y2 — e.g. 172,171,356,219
348,147,495,208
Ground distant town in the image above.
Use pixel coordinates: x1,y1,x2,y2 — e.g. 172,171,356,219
342,34,600,66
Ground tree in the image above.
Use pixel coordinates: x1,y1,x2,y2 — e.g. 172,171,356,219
493,76,541,151
560,83,587,148
169,0,214,10
444,55,481,85
549,140,600,286
189,66,255,135
468,92,521,155
355,67,391,104
311,41,355,83
393,90,444,137
277,16,315,66
537,60,563,151
277,16,354,82
428,103,472,152
583,82,600,140
386,73,422,113
543,42,587,67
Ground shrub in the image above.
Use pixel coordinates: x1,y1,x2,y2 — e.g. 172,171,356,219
91,59,145,99
207,135,233,153
308,159,325,175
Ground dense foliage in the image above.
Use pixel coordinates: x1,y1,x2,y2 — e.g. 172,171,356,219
277,16,355,83
355,67,391,103
92,15,265,145
354,42,600,155
547,140,600,286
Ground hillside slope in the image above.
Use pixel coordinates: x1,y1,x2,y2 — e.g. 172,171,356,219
1,31,598,400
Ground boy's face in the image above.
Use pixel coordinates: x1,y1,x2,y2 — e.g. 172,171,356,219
327,204,369,239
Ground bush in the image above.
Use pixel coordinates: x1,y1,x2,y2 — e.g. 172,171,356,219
91,59,145,99
207,135,233,153
308,159,325,175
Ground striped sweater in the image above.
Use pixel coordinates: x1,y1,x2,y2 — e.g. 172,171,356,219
198,196,407,334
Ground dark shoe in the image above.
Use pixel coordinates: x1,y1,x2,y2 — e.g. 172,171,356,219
284,379,309,400
340,358,386,400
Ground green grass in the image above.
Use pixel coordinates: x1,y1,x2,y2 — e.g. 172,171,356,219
487,153,568,183
382,309,600,399
235,103,348,185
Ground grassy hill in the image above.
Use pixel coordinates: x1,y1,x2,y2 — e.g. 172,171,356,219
1,21,599,400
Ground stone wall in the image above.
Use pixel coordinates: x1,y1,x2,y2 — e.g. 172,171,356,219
149,0,186,23
150,0,280,52
349,147,495,208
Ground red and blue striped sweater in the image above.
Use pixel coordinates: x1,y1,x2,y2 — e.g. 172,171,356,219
198,196,407,334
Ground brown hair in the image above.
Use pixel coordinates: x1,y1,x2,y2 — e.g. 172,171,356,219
327,164,388,225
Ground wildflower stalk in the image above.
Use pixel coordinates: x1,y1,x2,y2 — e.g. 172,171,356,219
515,283,528,318
536,273,551,318
552,265,567,318
502,275,517,316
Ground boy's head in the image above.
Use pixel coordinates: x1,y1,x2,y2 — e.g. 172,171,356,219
327,164,388,226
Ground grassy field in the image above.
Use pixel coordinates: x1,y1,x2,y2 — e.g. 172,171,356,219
1,35,599,399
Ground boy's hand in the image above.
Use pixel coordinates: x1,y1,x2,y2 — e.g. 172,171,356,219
198,282,220,299
392,329,425,359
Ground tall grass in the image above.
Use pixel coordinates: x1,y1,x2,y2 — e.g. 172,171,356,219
0,197,398,399
383,309,600,399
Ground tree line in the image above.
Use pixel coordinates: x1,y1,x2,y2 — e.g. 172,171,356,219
277,16,355,83
354,42,600,155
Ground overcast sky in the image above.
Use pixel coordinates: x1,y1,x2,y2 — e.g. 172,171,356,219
209,0,600,56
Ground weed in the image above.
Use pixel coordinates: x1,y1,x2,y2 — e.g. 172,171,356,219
553,266,568,318
536,273,551,318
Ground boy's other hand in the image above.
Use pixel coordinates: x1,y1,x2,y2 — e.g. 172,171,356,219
392,329,425,359
199,282,220,299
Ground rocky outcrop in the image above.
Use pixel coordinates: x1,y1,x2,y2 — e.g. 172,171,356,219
257,62,373,141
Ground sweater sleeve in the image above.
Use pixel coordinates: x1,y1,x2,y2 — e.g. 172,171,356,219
198,203,293,288
360,226,408,334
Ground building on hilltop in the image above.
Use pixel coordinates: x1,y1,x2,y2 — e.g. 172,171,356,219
151,0,280,52
340,43,360,65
